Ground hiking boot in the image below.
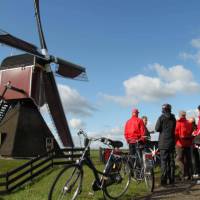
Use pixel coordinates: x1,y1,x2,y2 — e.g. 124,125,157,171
169,178,175,185
192,174,199,179
184,176,191,181
160,180,167,187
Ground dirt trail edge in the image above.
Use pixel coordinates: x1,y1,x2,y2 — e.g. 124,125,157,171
136,180,200,200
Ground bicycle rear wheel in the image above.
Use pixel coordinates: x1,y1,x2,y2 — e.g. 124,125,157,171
103,157,131,199
144,168,154,192
48,164,83,200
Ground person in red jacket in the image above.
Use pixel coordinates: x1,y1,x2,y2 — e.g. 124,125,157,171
192,105,200,137
188,117,200,178
175,111,193,180
190,105,200,178
124,108,145,156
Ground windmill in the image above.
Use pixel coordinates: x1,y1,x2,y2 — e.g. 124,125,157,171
0,0,87,157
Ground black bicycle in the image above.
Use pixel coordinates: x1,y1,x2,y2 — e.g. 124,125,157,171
127,138,155,192
48,130,131,200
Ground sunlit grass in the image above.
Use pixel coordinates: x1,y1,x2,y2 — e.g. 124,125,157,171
0,150,156,200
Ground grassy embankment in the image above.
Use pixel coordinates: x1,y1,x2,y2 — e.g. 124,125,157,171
0,150,154,200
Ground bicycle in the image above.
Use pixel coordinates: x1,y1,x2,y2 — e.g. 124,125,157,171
127,137,155,192
48,130,131,200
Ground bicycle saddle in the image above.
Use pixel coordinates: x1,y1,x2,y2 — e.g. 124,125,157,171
110,140,123,148
101,138,123,148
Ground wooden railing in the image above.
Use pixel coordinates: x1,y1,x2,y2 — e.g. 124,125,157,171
0,147,85,194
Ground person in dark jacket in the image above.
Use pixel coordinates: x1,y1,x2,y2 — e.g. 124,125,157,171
155,104,176,186
142,116,151,138
142,116,152,148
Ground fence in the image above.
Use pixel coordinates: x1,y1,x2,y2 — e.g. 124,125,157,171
0,147,84,194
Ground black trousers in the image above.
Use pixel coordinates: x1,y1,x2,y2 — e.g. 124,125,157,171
160,149,175,184
176,146,192,178
129,143,143,167
192,147,200,175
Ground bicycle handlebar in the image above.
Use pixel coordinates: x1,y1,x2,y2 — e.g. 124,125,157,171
128,135,151,144
77,129,123,148
77,129,113,146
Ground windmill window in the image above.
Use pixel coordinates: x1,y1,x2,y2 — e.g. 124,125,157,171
46,137,54,151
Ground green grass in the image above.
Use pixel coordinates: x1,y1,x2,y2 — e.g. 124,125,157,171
0,150,155,200
0,158,27,174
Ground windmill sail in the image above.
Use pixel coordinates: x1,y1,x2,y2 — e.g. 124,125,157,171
0,0,87,151
0,30,45,59
43,71,74,147
34,0,47,50
54,57,86,79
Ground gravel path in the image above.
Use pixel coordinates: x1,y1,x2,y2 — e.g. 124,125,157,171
137,180,200,200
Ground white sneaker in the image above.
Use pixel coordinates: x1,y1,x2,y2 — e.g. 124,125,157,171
193,174,199,178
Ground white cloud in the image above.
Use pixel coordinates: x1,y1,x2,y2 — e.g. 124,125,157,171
191,38,200,49
180,38,200,65
102,63,200,106
87,126,127,148
180,52,200,65
186,109,198,120
69,118,86,130
58,84,96,116
71,126,126,149
39,84,95,147
152,63,193,82
89,126,124,138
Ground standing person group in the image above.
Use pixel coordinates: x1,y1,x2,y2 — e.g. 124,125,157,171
124,104,200,187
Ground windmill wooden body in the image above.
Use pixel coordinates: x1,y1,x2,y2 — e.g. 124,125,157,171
0,0,86,157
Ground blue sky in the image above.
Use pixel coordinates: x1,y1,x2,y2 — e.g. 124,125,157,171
1,0,200,147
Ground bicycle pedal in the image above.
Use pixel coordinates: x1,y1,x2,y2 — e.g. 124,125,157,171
92,181,101,191
78,188,82,194
102,176,108,180
63,186,71,193
88,191,94,196
131,177,137,182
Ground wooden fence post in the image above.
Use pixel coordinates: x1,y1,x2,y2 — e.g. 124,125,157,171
72,148,74,162
51,150,54,168
6,172,9,192
30,159,33,182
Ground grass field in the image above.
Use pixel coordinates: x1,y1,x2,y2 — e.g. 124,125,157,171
0,150,154,200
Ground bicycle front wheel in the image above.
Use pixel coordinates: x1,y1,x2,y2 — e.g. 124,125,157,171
103,157,131,199
48,164,83,200
144,168,154,192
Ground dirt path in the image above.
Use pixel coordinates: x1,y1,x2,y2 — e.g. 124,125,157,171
137,180,200,200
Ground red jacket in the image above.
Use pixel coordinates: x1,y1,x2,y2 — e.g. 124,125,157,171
124,116,145,144
175,118,193,147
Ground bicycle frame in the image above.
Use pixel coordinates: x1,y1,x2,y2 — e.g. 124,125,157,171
128,142,143,166
128,141,154,180
76,137,119,190
48,131,130,200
